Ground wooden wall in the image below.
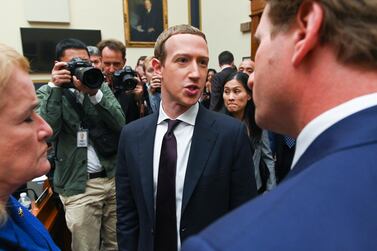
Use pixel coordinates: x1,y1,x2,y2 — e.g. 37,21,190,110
250,0,266,59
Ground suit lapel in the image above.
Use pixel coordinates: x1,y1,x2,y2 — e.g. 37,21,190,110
138,113,159,222
290,105,377,178
181,107,218,213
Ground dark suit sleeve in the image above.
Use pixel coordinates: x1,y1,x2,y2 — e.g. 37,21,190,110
182,236,215,251
209,74,222,111
116,128,139,251
230,123,258,208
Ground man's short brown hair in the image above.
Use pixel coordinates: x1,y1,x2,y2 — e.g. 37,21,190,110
154,24,207,65
97,39,126,59
267,0,377,69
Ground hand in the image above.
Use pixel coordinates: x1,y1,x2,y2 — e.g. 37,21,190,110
149,74,162,94
140,75,148,84
72,76,99,96
133,84,144,100
51,61,71,86
136,25,144,32
147,28,155,33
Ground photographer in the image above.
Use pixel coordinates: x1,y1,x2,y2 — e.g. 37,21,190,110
143,56,161,113
97,39,150,123
36,38,125,251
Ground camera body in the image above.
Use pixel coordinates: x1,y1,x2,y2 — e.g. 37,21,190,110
65,57,104,89
113,66,138,92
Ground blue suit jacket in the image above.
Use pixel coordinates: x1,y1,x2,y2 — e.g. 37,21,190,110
116,105,257,251
182,105,377,251
0,197,59,250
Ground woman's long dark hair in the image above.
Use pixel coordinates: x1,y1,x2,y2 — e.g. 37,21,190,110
224,72,262,144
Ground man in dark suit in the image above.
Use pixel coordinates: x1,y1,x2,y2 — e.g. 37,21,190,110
209,50,236,113
116,24,257,251
183,1,377,250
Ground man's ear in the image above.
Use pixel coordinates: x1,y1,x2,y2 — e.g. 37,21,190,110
151,58,162,75
292,1,324,66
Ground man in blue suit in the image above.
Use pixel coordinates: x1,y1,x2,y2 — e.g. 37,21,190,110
116,24,257,251
182,1,377,250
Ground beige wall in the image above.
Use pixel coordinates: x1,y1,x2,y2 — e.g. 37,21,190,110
0,0,250,80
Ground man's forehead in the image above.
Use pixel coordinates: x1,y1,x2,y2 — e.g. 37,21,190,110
165,33,207,48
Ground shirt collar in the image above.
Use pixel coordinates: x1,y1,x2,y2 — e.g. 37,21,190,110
292,92,377,168
157,102,199,126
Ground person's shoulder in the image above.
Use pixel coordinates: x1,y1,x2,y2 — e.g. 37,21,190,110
124,113,157,131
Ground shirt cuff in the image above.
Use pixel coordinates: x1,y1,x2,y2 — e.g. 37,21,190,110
48,82,61,88
88,89,103,104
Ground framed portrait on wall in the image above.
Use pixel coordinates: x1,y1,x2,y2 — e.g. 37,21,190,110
123,0,168,47
189,0,201,30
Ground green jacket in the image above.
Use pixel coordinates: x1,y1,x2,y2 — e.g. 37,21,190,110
36,84,126,196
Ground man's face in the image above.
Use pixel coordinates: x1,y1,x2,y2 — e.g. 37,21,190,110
90,55,102,69
144,62,155,82
252,4,294,131
60,48,90,62
239,59,255,75
0,67,53,189
101,47,125,83
157,34,209,115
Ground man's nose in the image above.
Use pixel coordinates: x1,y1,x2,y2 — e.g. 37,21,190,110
37,114,53,140
189,62,200,79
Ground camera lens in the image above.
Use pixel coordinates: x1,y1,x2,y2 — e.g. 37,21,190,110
75,67,104,89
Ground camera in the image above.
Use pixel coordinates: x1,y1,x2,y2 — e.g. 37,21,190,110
113,66,138,92
65,57,104,89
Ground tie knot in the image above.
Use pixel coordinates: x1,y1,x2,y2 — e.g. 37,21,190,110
166,119,180,135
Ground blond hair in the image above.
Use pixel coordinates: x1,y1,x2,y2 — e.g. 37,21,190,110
0,43,30,109
0,44,29,224
154,24,206,65
143,56,155,72
267,0,377,69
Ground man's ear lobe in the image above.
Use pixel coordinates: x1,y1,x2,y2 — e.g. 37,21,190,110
151,58,162,75
292,1,324,67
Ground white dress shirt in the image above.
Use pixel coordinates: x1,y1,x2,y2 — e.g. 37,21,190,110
153,102,198,250
292,93,377,168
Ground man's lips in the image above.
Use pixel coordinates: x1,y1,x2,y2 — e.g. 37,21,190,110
184,85,200,96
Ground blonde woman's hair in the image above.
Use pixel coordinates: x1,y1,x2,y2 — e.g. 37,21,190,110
0,43,29,224
0,43,30,109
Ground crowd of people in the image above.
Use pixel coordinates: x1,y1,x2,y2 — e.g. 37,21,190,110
1,0,377,250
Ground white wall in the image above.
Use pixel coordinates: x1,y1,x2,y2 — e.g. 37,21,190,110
202,0,251,70
0,0,250,80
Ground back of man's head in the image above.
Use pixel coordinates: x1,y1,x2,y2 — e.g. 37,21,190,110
55,38,88,61
218,51,234,67
87,45,100,57
267,0,377,69
97,39,126,60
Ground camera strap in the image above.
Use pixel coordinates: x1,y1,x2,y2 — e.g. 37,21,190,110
62,89,90,129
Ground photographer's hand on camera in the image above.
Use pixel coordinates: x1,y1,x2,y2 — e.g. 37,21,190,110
133,82,144,101
51,61,71,86
72,76,99,96
149,74,162,94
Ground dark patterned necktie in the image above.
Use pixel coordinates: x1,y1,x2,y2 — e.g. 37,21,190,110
154,119,181,251
284,135,296,149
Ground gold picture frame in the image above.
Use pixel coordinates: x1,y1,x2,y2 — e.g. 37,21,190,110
123,0,168,48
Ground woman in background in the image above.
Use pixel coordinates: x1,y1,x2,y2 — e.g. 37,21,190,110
201,68,217,109
223,72,276,193
0,43,59,250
